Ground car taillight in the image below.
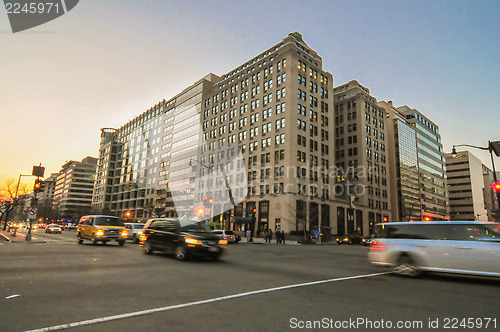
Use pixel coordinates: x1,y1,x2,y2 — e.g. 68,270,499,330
223,235,228,239
370,241,388,251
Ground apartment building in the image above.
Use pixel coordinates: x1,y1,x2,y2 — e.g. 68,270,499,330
378,101,420,222
333,81,391,235
397,106,449,220
446,151,488,220
53,157,97,219
93,32,340,236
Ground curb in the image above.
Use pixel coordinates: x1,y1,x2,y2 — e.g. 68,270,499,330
0,232,10,242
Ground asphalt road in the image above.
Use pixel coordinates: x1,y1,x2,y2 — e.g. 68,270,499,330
0,229,499,332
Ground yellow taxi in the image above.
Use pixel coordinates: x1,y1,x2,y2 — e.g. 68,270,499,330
77,215,127,246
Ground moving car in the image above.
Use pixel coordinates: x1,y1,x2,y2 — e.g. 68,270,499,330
336,233,364,245
361,234,375,246
76,215,128,246
211,230,238,244
368,221,500,277
45,224,62,234
140,218,225,260
124,223,146,244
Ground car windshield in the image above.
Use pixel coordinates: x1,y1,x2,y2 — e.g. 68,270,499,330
132,224,144,229
225,231,235,235
179,221,211,233
95,217,123,226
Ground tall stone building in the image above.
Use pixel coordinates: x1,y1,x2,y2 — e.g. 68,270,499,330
53,157,97,220
93,32,343,236
333,81,391,234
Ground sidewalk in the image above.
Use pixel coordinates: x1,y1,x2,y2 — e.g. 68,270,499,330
0,228,46,243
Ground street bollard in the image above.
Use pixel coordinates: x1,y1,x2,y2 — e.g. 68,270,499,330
12,227,17,237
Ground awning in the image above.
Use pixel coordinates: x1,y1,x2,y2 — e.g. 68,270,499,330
233,216,252,223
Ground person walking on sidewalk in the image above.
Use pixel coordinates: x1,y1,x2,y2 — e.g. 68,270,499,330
268,229,273,243
281,231,285,244
276,230,280,244
246,229,251,242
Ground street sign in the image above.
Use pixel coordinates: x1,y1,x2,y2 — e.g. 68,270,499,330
32,166,45,177
28,208,37,217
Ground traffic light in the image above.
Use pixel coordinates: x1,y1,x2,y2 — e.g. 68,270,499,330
492,181,500,193
124,211,132,218
33,179,45,193
203,196,209,208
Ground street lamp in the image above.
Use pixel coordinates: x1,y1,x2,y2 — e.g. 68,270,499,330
451,141,500,220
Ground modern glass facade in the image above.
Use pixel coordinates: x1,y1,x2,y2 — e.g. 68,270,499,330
398,106,449,220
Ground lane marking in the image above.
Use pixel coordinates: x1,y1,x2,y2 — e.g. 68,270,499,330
26,271,392,332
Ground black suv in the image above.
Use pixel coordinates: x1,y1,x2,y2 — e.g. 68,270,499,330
140,218,224,260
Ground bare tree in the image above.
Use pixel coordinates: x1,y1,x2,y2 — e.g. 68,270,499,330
1,178,32,229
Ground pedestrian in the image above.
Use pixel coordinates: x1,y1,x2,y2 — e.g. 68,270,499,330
281,231,285,244
246,229,251,242
268,229,273,243
264,229,268,242
276,230,280,244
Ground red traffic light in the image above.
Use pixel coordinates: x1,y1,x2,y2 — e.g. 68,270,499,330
493,181,500,193
253,208,257,213
124,211,132,218
203,196,208,201
208,199,213,204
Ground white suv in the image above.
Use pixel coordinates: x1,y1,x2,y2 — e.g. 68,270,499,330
368,221,500,277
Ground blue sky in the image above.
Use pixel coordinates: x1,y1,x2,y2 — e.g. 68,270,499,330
1,0,499,186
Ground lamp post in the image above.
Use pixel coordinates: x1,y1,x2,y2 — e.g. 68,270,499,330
451,141,500,220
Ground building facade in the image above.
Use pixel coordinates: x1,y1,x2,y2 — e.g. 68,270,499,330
379,101,420,222
445,151,489,221
397,106,449,220
93,32,347,237
333,81,391,234
53,157,97,220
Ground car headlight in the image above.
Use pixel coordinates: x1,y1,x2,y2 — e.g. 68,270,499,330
184,237,202,245
96,229,104,236
121,230,128,237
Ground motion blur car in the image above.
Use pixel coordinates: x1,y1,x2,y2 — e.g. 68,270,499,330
124,223,146,244
368,221,500,277
140,218,225,260
77,215,128,246
211,230,238,244
45,224,62,234
336,233,364,245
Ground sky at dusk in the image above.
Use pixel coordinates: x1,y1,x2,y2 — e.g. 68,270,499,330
1,0,499,188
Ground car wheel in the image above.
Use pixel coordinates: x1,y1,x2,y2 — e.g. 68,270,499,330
102,240,108,245
132,234,138,244
143,241,153,255
395,255,421,277
77,235,83,244
174,245,188,261
210,253,221,261
91,235,99,246
118,240,125,247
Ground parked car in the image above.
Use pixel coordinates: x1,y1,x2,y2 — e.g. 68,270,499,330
211,230,238,244
336,233,364,245
124,223,146,244
45,224,62,234
368,221,500,277
76,215,128,246
140,218,225,260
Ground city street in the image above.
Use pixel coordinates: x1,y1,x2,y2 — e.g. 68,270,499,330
0,229,499,332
